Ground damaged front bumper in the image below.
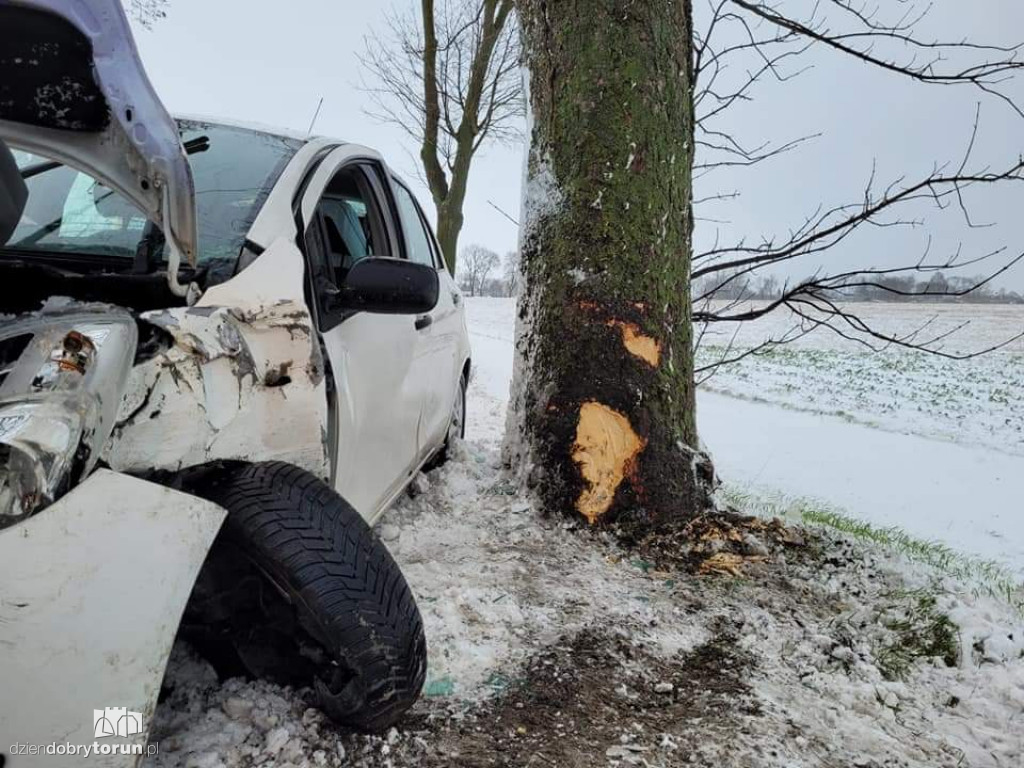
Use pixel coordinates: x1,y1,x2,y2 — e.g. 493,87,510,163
0,470,226,767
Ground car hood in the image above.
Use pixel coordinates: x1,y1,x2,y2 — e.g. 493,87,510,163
0,0,197,267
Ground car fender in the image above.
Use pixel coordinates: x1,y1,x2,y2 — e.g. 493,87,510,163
102,239,331,480
0,470,227,766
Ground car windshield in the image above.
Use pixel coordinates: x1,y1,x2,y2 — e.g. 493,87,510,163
3,120,302,273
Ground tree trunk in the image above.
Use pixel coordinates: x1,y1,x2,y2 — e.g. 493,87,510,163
435,202,464,276
506,0,714,530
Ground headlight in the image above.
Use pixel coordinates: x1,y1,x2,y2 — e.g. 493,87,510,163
0,397,92,526
0,308,137,529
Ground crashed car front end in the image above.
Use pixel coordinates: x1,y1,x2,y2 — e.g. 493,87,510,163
0,229,331,768
103,255,331,479
0,0,333,761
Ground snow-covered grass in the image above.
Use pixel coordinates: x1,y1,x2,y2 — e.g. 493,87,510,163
696,301,1024,455
723,486,1024,611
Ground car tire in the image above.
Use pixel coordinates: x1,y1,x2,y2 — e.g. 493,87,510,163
432,372,467,467
191,461,427,731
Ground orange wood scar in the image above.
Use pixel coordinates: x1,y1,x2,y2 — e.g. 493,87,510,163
571,401,647,523
606,320,661,367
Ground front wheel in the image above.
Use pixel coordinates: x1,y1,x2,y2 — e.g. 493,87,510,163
187,462,427,731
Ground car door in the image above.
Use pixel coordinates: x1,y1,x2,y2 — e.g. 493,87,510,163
390,178,464,451
299,147,430,521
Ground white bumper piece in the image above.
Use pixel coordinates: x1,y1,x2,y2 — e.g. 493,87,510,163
0,470,226,767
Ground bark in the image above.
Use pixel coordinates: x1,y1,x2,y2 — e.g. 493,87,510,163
420,0,450,206
436,202,465,274
507,0,715,529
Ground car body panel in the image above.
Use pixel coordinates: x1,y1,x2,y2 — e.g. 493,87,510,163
430,265,470,431
295,145,429,517
321,311,426,517
0,0,198,267
103,237,331,480
390,180,467,450
244,135,339,252
0,470,226,766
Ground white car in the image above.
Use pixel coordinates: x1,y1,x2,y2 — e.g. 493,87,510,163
0,0,470,756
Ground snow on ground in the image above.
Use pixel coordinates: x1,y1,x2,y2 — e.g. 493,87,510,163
462,300,516,450
149,442,1024,767
146,296,1024,767
702,392,1024,579
378,442,708,699
695,301,1024,456
468,297,1024,578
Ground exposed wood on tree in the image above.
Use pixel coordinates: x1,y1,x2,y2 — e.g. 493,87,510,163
607,320,662,368
508,0,715,529
572,402,647,524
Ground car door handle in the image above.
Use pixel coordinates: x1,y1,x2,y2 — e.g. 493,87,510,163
415,315,433,331
451,292,461,306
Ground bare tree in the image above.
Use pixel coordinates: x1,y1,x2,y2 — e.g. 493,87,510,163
502,249,520,296
361,0,523,275
690,0,1024,376
459,244,501,296
509,0,1024,529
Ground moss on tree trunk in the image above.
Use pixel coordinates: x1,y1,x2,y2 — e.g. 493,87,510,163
508,0,714,528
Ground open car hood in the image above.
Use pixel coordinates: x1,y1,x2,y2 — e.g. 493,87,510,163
0,0,197,268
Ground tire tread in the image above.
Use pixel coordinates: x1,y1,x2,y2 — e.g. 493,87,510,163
197,462,426,731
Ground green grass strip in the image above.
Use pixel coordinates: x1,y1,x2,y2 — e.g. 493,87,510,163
722,485,1024,612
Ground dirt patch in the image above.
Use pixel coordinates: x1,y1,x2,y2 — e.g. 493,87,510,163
616,508,813,578
424,624,759,767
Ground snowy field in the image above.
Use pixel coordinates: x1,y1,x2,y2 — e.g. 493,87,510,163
695,301,1024,455
465,297,1024,578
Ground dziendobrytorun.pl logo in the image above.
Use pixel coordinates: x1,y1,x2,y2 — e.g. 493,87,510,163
6,708,158,760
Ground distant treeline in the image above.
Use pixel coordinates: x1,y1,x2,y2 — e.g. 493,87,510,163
694,272,1024,304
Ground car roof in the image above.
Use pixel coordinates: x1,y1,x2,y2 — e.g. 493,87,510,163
172,113,333,146
178,114,424,248
174,113,417,189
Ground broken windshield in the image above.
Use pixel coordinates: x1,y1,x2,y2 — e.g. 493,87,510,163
2,120,302,276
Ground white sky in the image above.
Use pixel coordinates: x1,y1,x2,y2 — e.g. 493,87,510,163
130,0,1024,291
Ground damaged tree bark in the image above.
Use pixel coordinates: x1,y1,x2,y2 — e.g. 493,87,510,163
507,0,714,528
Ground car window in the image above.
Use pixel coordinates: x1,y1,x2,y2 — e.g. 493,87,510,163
392,182,436,268
5,122,302,275
9,158,147,257
319,197,371,273
313,166,390,286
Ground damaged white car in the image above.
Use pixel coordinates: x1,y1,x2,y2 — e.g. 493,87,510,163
0,0,470,757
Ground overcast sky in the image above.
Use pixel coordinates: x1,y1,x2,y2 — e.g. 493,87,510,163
130,0,1024,291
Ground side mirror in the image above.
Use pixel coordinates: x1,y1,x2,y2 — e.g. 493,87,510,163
0,140,28,245
336,257,439,315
